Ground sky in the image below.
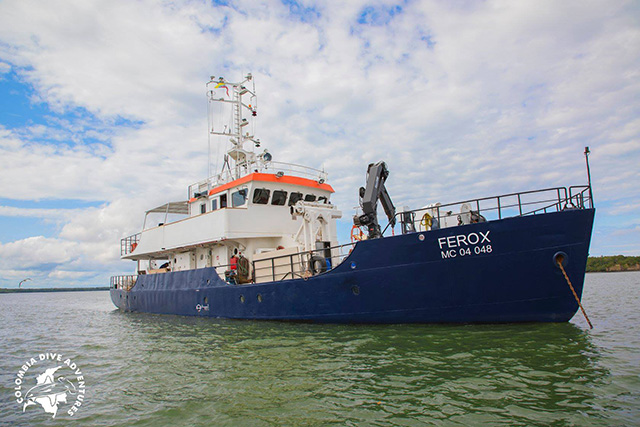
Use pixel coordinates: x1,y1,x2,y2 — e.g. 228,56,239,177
0,0,638,288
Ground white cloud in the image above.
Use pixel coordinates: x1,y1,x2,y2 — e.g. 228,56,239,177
47,269,96,280
0,0,639,286
0,206,83,220
0,236,78,269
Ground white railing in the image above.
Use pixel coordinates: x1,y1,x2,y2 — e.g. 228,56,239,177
110,275,138,291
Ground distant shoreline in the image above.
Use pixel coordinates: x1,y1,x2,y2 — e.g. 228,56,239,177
587,255,640,273
587,269,640,274
0,287,109,293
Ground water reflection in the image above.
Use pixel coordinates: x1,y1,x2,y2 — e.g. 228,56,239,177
105,311,609,425
2,287,631,427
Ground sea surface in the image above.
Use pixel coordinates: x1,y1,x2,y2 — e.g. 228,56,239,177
1,271,639,426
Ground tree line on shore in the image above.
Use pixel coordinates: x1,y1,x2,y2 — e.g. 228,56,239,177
587,255,640,272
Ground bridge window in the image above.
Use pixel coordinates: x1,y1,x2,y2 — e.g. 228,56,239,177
232,189,248,207
304,194,316,202
220,194,227,208
318,196,328,204
253,188,270,204
211,199,218,211
272,190,288,206
200,203,206,214
288,192,303,206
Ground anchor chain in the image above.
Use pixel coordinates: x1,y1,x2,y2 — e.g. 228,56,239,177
557,259,593,329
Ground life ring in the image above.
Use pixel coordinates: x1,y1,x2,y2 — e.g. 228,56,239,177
350,225,365,242
130,242,138,252
309,255,327,275
420,213,432,230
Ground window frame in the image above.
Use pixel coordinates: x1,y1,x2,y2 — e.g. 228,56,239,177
271,190,288,206
288,192,303,206
232,188,248,207
253,188,271,205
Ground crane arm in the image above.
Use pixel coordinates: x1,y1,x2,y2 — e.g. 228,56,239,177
353,161,396,239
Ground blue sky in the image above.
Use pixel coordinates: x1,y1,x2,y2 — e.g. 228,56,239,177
0,0,639,288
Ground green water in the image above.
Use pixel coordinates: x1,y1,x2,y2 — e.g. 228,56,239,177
1,272,639,426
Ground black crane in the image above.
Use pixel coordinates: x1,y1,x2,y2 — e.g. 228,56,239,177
353,161,396,239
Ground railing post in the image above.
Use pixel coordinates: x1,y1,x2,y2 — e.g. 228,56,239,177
584,147,594,207
251,261,256,283
290,255,295,279
497,197,502,219
271,257,275,282
517,194,522,216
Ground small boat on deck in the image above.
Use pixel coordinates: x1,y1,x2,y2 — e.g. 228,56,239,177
110,74,595,323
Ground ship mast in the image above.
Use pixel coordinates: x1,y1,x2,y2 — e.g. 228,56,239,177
207,73,260,181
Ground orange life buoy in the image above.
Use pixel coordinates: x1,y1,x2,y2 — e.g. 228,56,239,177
350,225,365,242
130,242,138,252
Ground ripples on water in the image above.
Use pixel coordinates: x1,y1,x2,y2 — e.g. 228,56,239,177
1,272,639,426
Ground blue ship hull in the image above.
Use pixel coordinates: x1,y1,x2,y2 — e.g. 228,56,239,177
111,208,594,323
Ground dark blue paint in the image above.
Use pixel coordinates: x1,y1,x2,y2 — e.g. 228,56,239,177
111,208,595,323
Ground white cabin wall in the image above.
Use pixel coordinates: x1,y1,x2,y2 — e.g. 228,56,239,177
125,179,338,277
172,252,194,271
195,247,211,269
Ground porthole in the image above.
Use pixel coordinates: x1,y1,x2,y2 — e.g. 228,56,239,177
352,285,360,295
239,295,245,303
418,234,425,241
257,294,263,303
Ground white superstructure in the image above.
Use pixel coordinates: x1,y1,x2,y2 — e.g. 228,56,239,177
121,74,342,282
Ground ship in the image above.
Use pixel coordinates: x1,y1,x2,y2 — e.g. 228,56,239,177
110,74,595,323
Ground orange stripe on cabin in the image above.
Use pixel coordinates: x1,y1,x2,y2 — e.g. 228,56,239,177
207,173,334,197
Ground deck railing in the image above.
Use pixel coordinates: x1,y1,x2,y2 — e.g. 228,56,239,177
121,233,141,256
254,242,355,283
110,275,138,291
383,185,593,235
205,242,356,285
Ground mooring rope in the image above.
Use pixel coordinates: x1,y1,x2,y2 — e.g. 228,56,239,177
557,259,593,329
